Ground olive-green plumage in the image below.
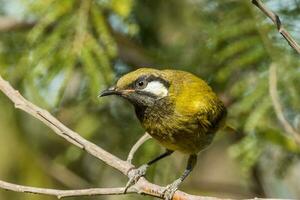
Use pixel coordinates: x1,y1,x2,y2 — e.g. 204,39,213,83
114,68,226,154
100,68,227,199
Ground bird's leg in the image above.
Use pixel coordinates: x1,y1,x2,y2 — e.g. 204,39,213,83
124,149,174,193
163,154,197,200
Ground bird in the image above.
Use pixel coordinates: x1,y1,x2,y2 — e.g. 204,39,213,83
99,68,227,200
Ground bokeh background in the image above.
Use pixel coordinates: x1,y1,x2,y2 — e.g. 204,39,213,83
0,0,300,199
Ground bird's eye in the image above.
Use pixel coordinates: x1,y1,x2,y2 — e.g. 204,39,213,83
135,79,148,89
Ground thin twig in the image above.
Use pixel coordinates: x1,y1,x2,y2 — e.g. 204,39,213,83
252,0,300,55
0,180,133,199
269,64,300,144
127,132,152,163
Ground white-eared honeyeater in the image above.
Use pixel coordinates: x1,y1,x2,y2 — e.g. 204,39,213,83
100,68,227,200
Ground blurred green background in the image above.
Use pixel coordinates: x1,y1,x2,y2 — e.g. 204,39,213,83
0,0,300,199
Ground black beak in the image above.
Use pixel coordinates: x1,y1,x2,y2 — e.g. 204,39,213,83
98,86,119,97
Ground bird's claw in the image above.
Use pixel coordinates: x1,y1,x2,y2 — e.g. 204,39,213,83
124,164,148,193
163,179,182,200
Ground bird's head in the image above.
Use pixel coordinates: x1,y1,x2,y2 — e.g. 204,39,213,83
99,68,171,107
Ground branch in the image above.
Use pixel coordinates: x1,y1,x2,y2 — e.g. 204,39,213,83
252,0,300,55
268,64,300,144
127,132,152,163
0,180,133,199
0,74,225,200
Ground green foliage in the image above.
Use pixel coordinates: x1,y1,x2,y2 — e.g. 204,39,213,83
133,0,300,188
229,133,264,177
1,0,300,199
10,0,131,108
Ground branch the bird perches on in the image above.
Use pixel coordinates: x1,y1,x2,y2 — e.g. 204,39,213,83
0,72,288,200
0,75,220,199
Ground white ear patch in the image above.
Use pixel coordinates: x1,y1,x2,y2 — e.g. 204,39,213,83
142,81,168,98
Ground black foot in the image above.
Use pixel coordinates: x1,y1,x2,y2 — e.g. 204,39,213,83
163,179,182,200
124,164,148,193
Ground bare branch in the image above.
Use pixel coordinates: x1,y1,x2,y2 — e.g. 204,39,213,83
269,64,300,144
0,74,293,199
0,74,224,199
0,180,133,199
127,132,152,163
252,0,300,55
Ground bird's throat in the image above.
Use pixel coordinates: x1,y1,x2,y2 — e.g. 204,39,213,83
134,97,174,126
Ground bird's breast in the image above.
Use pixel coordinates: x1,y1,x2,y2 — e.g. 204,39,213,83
135,99,215,154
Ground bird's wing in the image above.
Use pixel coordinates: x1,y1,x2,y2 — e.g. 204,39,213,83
195,99,227,134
